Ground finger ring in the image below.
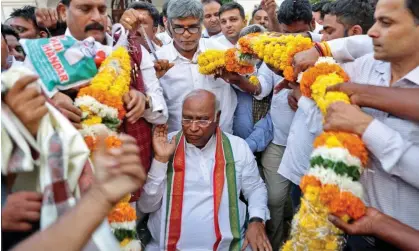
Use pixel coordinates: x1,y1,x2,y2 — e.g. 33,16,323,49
125,17,131,22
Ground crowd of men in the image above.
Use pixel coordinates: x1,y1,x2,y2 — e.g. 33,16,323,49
1,0,419,250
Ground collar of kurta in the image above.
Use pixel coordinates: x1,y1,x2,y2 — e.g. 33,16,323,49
64,28,114,47
164,39,204,63
164,127,242,251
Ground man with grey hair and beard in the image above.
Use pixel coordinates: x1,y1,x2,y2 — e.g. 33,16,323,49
154,0,239,134
138,89,271,251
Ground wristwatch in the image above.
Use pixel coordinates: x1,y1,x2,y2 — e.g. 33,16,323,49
249,217,264,224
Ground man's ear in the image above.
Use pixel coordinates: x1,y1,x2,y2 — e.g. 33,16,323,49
350,25,363,36
310,17,316,32
57,3,67,22
39,31,49,38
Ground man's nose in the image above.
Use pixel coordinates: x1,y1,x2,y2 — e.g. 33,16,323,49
90,8,102,22
189,121,199,131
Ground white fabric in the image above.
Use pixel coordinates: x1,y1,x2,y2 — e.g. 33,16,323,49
155,39,237,133
215,35,235,48
64,28,168,125
328,35,373,63
257,63,295,146
342,54,419,229
156,31,172,45
137,132,269,251
202,30,223,39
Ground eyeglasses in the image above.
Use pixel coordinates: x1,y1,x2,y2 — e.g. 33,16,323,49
182,118,214,127
171,24,201,35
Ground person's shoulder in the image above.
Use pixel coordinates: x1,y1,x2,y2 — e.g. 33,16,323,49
222,132,251,152
201,36,229,50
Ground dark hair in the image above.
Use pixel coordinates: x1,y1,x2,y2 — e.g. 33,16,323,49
330,0,375,34
1,24,7,41
406,0,419,24
312,0,331,19
128,1,160,27
201,0,222,5
1,24,20,40
159,12,165,26
219,2,245,19
251,6,265,19
10,5,37,26
278,0,313,25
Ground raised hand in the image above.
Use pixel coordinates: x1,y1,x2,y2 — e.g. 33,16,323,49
3,75,48,136
152,124,176,163
120,9,147,32
154,59,174,79
92,132,146,205
35,8,59,29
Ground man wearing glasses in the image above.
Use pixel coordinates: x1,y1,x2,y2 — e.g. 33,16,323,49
154,0,237,134
138,89,272,251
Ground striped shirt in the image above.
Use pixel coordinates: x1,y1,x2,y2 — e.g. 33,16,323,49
342,54,419,230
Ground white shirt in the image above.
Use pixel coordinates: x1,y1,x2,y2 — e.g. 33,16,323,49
138,132,269,251
155,39,237,133
202,29,223,39
215,35,235,48
342,54,419,229
156,31,172,45
64,28,168,125
257,63,295,146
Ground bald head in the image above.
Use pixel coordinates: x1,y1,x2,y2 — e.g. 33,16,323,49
181,89,221,148
183,89,220,116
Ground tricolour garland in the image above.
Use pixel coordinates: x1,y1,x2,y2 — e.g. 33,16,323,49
74,47,141,250
282,57,368,251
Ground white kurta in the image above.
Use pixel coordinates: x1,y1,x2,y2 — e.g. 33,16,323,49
137,132,269,251
155,39,237,133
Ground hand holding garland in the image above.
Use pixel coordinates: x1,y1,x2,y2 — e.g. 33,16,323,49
323,102,374,136
215,69,261,96
123,89,149,124
327,83,419,122
329,207,419,251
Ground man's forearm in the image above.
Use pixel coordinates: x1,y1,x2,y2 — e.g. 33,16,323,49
356,86,419,122
374,213,419,250
12,187,112,251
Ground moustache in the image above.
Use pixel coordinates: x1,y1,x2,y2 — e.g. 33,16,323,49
85,23,105,32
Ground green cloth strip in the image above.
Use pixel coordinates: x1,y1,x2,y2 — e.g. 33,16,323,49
310,155,361,181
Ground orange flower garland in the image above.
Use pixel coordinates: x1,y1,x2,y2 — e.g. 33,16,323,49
313,132,368,166
300,62,349,98
225,48,255,75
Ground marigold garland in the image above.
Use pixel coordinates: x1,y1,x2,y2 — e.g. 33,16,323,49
225,48,255,75
282,57,369,251
300,62,349,98
251,34,312,81
74,47,140,249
